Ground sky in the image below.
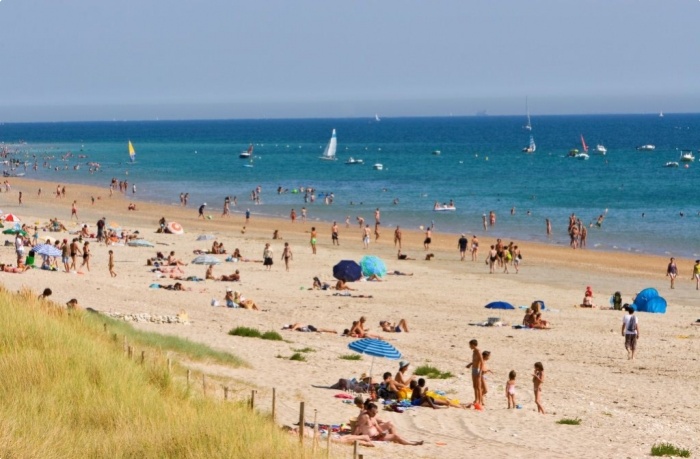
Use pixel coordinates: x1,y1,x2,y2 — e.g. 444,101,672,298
0,0,699,121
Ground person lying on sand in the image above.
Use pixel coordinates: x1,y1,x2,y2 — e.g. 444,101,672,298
219,270,240,282
335,279,355,291
312,276,331,290
387,270,413,276
283,426,375,448
323,373,372,392
411,378,472,409
281,323,337,333
397,250,415,260
157,282,189,291
365,274,382,282
380,319,409,333
154,265,185,275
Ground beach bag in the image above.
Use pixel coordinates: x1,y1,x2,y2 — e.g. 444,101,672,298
626,315,637,333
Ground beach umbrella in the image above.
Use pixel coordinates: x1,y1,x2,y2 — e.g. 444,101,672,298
485,301,515,310
348,338,402,381
333,260,362,282
166,221,184,235
359,255,387,278
3,214,20,223
3,228,27,236
127,239,155,248
191,254,221,265
32,243,62,257
196,234,215,241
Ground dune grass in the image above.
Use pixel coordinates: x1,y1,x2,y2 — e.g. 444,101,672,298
289,353,307,362
556,418,582,425
229,326,262,338
261,331,284,341
339,354,362,361
0,288,318,458
651,442,691,457
414,364,454,379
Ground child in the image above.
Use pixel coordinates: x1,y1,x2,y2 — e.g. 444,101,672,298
108,250,117,277
480,351,492,405
532,362,545,414
506,370,516,409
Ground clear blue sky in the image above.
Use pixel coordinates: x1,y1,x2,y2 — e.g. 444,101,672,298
1,0,698,121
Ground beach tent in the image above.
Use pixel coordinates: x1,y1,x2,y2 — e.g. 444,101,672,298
485,301,515,310
632,288,667,314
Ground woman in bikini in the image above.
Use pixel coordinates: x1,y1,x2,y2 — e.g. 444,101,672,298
80,241,91,272
281,242,293,271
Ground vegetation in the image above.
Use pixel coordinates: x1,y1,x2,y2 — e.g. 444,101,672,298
229,326,262,338
293,347,315,353
261,331,284,341
651,443,691,458
414,365,454,379
556,418,582,425
289,353,307,362
339,354,362,361
0,288,317,458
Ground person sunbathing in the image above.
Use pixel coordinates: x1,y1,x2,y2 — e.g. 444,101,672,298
281,323,337,333
347,316,383,339
356,402,422,446
522,308,535,327
155,265,185,275
335,279,355,291
388,270,413,276
397,250,415,260
167,251,187,266
158,282,189,291
219,270,240,281
1,263,26,273
365,274,382,282
233,248,243,259
326,374,372,392
411,379,472,409
233,291,259,310
80,225,91,238
531,312,550,329
312,277,330,290
380,319,409,333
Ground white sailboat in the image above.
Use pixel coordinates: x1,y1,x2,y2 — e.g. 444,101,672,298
575,135,590,160
319,129,338,161
239,144,253,159
375,114,381,122
128,140,136,163
524,97,532,131
680,150,695,162
595,144,607,155
522,135,536,154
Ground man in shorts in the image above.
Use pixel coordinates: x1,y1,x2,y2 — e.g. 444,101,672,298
622,305,639,360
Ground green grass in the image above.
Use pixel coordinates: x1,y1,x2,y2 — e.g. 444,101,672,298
651,442,691,457
339,354,362,361
556,418,582,425
0,288,319,458
293,347,315,353
289,353,307,362
228,326,263,338
414,365,454,379
94,314,247,367
261,331,283,341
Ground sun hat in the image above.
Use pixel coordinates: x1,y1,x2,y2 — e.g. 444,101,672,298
399,361,410,369
226,287,232,292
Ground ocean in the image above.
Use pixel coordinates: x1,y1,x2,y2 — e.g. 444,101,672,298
1,114,699,257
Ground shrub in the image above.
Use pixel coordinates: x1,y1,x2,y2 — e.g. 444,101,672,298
289,353,306,362
651,443,690,458
556,418,582,425
414,365,453,379
261,331,283,341
293,347,315,353
339,354,362,361
228,327,262,338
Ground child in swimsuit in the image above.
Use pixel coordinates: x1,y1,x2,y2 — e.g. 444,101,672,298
506,370,516,409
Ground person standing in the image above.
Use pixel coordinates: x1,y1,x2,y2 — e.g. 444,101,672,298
394,226,402,249
61,239,70,273
482,214,487,232
471,235,479,262
546,218,552,236
458,234,468,261
692,259,700,290
363,224,371,249
14,233,24,266
222,196,230,217
96,217,105,243
281,242,293,272
18,191,22,206
301,207,307,223
245,208,250,223
310,227,317,254
69,238,82,271
80,241,91,272
622,305,639,359
465,339,484,406
290,208,296,223
666,257,678,289
71,200,79,221
423,227,432,250
331,221,339,246
198,203,207,219
108,249,117,277
263,243,273,271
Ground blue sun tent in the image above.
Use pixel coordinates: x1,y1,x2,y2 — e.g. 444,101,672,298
632,288,667,314
485,301,515,310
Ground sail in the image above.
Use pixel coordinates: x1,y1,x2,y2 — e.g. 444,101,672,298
321,129,337,160
580,135,588,153
529,136,536,153
525,97,532,130
128,141,136,162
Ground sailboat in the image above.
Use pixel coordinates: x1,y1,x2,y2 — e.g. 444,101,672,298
375,114,381,122
522,135,536,154
128,140,136,163
319,129,338,161
575,135,590,160
524,97,532,131
239,144,253,159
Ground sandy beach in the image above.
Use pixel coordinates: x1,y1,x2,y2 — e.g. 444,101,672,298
1,177,698,458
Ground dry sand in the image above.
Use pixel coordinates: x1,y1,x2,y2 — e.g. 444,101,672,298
1,177,698,458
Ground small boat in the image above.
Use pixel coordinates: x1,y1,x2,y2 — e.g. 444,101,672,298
637,144,656,151
680,150,695,162
432,150,441,156
659,111,664,118
373,163,383,171
433,204,456,212
128,140,136,163
595,144,607,155
345,157,364,165
664,161,679,168
524,96,532,131
239,144,253,159
575,153,589,160
375,114,381,122
319,129,338,161
522,135,536,154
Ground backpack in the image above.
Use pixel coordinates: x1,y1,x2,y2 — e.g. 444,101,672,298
626,315,637,333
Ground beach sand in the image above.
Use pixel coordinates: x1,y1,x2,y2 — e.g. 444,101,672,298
1,177,698,458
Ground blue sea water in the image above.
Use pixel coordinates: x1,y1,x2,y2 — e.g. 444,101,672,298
1,114,699,257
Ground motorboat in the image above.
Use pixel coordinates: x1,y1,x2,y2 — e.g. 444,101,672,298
433,205,456,211
432,150,441,156
373,163,383,170
239,144,253,159
664,161,679,168
574,153,589,160
679,150,695,162
345,157,364,165
595,144,607,155
636,144,656,151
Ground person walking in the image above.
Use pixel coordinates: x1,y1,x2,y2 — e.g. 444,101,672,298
622,305,639,359
458,234,468,261
666,257,678,289
281,242,293,272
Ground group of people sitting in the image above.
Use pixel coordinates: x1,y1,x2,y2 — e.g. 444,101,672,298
342,316,409,338
522,301,550,329
205,265,241,282
223,288,258,310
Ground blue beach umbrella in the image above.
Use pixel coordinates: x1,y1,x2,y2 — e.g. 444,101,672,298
32,243,62,257
348,338,402,380
333,260,362,282
359,255,387,278
485,301,515,310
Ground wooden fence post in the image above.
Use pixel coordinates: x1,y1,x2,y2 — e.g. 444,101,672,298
167,358,171,374
128,346,133,359
202,375,207,396
272,388,276,422
298,402,305,444
187,369,191,388
224,386,229,400
250,390,256,410
312,409,318,454
353,440,358,459
140,351,145,365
